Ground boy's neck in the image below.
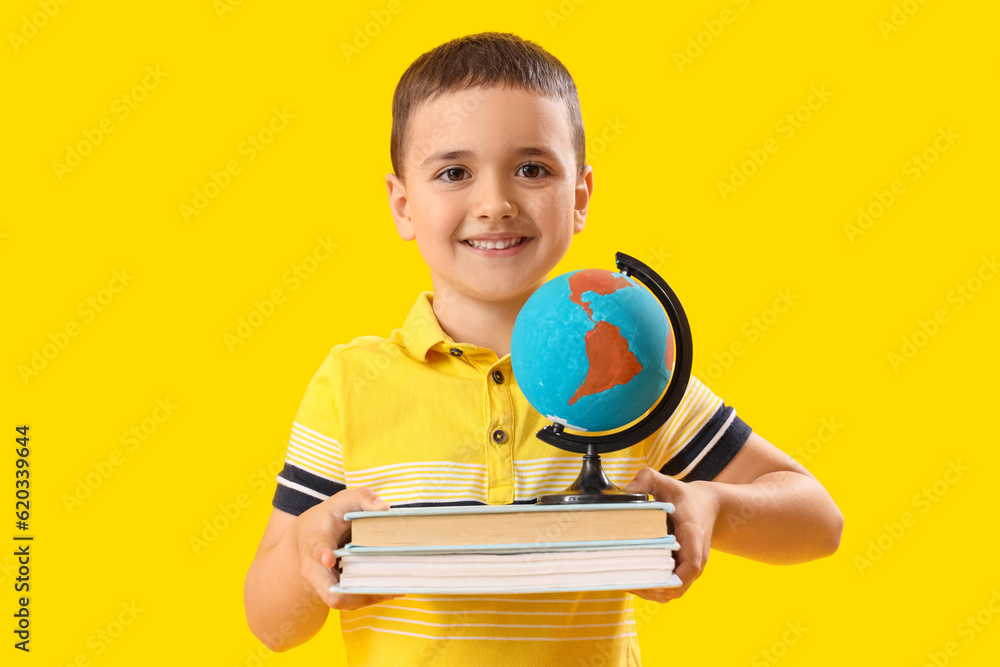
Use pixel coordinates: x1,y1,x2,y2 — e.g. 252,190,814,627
431,290,532,360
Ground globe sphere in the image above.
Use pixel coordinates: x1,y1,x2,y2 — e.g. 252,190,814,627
511,268,674,432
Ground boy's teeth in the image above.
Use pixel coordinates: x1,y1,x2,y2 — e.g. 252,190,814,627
467,238,523,250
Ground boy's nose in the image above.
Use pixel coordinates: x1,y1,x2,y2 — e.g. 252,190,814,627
473,174,518,222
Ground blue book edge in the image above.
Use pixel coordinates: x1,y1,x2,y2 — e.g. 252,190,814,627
330,574,684,596
334,536,679,557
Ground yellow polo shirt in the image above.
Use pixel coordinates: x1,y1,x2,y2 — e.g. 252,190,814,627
273,292,751,667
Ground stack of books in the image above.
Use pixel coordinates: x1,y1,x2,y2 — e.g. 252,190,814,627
331,502,682,594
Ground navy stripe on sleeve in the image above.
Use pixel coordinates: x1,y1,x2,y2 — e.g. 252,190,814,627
681,414,752,482
659,404,734,477
272,462,346,516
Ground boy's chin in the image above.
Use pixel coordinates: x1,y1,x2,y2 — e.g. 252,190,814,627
432,281,538,306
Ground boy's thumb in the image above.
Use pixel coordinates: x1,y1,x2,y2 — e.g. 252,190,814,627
623,467,654,493
358,488,390,511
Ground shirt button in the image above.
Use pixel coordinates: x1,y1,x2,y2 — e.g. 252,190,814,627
449,347,463,357
491,370,505,384
491,428,508,444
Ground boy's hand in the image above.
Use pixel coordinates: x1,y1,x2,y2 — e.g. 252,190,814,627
292,487,400,611
622,467,720,603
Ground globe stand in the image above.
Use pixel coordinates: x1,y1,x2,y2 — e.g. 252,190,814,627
536,252,693,505
538,439,649,504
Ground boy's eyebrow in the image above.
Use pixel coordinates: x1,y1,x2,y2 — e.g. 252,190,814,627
420,147,563,168
514,146,562,162
420,149,475,167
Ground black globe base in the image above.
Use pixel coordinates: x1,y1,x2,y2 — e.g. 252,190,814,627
538,448,649,505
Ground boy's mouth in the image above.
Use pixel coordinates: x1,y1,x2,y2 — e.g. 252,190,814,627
462,236,528,250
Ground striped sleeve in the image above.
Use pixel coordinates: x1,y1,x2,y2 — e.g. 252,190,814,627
273,352,348,515
643,375,752,482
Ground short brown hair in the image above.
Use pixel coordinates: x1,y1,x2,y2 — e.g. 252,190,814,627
390,32,586,180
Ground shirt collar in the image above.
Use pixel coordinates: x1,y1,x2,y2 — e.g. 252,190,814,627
400,292,454,362
400,292,502,363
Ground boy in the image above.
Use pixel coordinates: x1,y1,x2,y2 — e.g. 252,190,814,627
244,32,843,666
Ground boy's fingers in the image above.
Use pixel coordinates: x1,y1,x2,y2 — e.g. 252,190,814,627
627,588,676,603
673,548,704,588
308,533,341,570
300,558,343,607
670,514,707,599
623,467,656,494
295,487,395,610
330,487,390,517
305,487,391,566
302,550,401,610
327,593,401,611
322,488,389,545
628,499,708,605
623,467,676,498
622,469,695,604
628,544,691,602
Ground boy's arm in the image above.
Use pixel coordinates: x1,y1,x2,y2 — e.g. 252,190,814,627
625,431,843,602
243,488,397,651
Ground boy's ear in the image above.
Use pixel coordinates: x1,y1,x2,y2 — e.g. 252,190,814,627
573,165,595,234
385,173,415,241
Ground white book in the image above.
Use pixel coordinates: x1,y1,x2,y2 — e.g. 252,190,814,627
333,540,681,594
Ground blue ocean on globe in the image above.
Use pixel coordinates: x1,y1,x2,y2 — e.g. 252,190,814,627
511,268,673,432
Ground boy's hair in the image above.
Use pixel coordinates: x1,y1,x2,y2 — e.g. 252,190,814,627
390,32,586,181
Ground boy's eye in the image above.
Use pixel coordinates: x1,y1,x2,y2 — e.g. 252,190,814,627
517,163,549,179
436,163,549,182
439,167,468,182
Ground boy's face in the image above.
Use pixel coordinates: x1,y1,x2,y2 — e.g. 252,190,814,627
386,86,593,309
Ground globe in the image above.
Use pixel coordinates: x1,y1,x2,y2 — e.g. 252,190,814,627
511,268,675,433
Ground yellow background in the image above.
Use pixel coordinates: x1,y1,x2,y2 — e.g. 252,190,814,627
3,0,998,665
